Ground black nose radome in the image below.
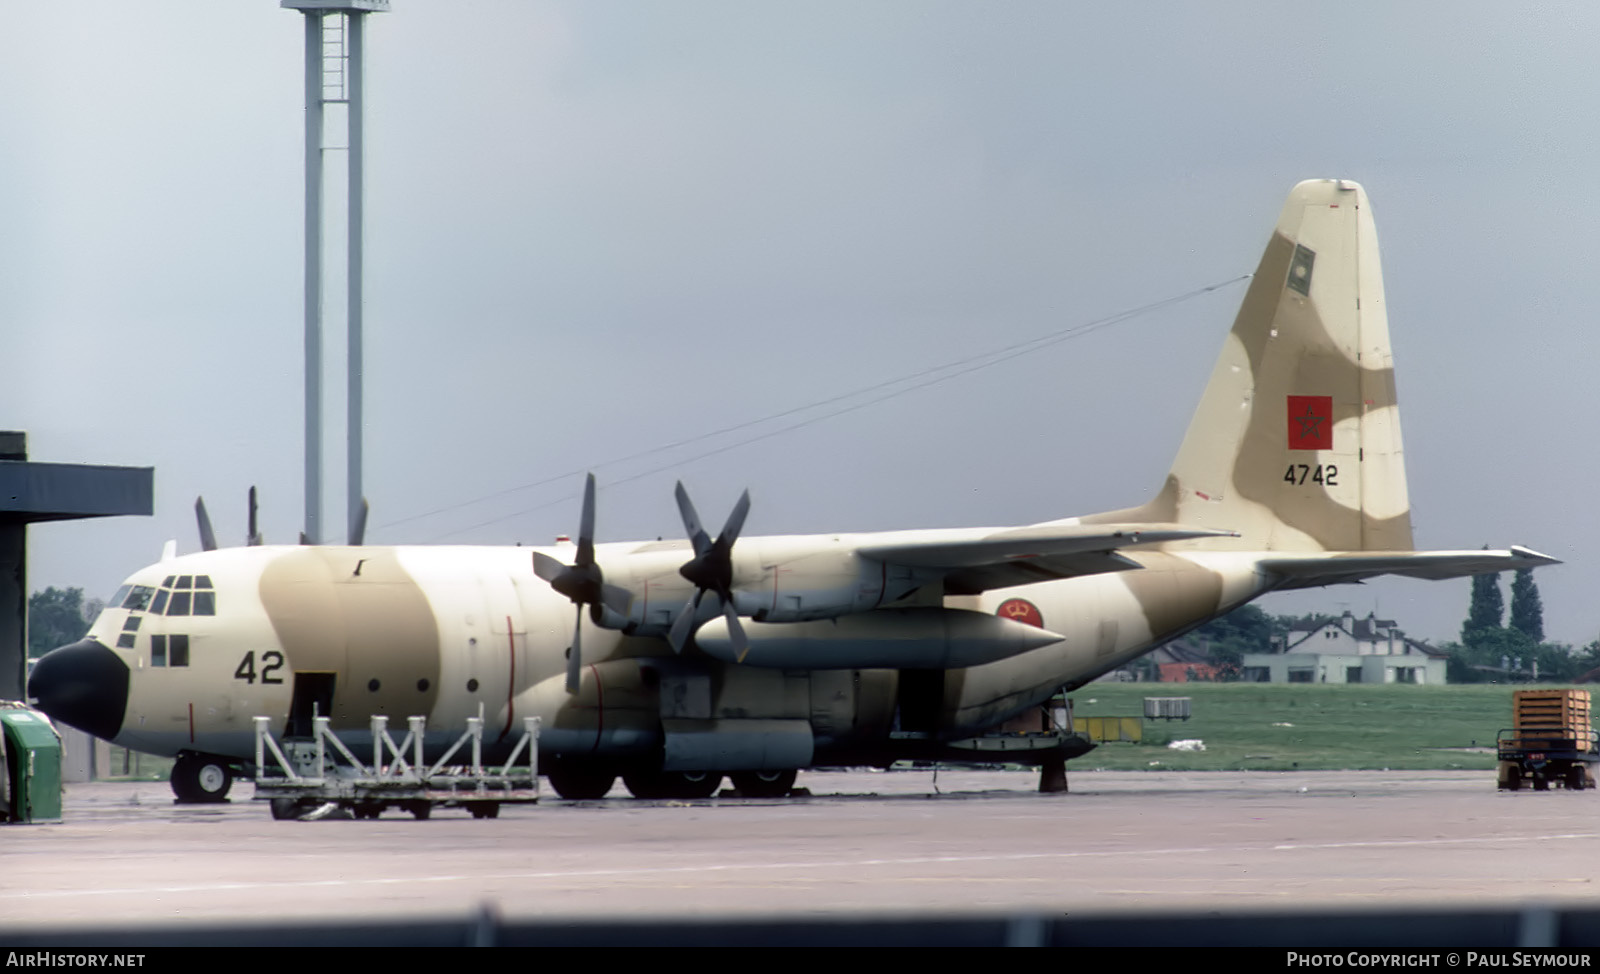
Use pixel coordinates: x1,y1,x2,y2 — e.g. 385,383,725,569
28,639,129,741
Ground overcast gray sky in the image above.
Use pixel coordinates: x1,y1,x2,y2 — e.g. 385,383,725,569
4,2,1594,649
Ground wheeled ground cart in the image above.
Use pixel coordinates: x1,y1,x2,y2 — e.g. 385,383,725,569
1496,689,1598,791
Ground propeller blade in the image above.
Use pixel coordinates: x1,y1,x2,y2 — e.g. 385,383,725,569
195,497,218,552
532,551,567,583
722,598,750,663
576,473,597,567
721,490,752,546
247,486,261,546
600,582,633,615
565,605,583,694
668,595,701,654
674,482,710,555
348,498,369,547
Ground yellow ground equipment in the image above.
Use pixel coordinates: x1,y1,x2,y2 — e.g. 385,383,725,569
1496,689,1597,791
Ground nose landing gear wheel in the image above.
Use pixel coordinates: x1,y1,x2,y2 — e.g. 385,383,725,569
171,753,234,804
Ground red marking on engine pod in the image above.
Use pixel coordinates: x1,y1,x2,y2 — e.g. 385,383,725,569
997,598,1044,629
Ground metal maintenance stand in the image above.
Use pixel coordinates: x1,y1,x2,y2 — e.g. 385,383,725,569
254,712,540,820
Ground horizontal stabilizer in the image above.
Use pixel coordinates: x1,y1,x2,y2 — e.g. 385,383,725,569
1259,546,1560,590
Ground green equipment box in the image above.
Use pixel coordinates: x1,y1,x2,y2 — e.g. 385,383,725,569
1,704,63,823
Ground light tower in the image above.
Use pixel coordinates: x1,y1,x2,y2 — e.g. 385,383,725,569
282,0,388,545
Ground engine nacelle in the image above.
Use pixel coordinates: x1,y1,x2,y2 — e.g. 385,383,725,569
585,537,940,637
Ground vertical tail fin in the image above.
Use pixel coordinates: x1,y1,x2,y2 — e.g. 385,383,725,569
1112,179,1413,552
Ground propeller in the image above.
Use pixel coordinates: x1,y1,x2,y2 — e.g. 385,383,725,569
532,473,631,694
667,481,752,660
196,486,266,551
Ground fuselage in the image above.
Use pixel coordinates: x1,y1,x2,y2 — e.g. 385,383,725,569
33,533,1271,769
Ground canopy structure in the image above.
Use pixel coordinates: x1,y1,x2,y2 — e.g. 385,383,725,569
0,431,152,699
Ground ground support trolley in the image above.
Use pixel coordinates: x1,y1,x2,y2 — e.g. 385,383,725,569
253,713,540,819
1496,727,1598,792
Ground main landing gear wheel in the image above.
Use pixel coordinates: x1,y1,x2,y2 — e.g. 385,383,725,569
545,764,617,800
623,769,722,800
171,753,234,804
729,769,797,798
270,798,315,821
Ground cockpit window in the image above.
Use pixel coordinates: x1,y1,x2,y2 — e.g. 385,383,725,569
110,585,131,610
121,586,155,611
151,575,215,617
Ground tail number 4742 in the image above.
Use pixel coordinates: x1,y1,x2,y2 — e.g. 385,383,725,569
1284,463,1337,486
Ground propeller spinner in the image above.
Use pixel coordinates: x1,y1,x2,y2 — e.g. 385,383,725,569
668,481,752,660
532,473,631,694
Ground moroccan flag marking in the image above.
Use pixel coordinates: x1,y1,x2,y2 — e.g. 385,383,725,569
1286,395,1333,451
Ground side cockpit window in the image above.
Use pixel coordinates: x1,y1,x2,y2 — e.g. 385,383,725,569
150,634,189,668
121,586,155,612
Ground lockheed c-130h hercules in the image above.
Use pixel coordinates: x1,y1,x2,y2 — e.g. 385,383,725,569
29,179,1555,808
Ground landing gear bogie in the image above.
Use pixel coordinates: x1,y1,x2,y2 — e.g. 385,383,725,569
729,769,798,798
623,769,723,800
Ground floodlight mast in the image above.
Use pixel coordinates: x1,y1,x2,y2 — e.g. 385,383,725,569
282,0,389,546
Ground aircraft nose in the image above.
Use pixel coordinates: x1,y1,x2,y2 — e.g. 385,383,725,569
28,638,129,741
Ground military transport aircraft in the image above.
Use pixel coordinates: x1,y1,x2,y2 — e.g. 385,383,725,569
29,179,1555,806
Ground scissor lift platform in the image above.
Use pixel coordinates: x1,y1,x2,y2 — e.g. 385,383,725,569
253,713,540,820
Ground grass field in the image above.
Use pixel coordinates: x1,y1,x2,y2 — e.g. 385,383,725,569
1064,682,1579,771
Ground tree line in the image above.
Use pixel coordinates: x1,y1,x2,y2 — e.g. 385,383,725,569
1185,566,1599,683
27,587,95,658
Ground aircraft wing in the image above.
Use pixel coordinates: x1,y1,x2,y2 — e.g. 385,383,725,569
859,523,1236,595
1258,546,1560,591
